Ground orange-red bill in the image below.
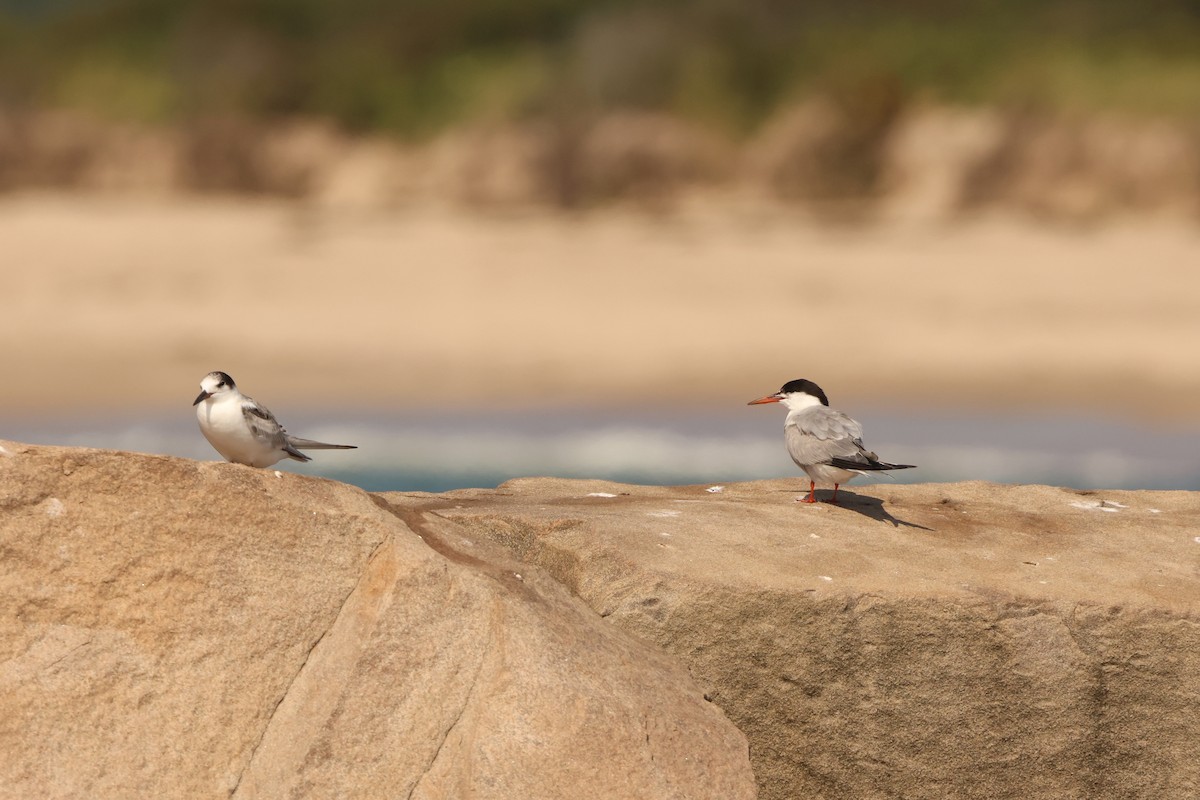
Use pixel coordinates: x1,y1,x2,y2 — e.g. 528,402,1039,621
747,395,781,405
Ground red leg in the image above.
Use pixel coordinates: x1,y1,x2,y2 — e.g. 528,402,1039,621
823,483,841,505
800,480,817,503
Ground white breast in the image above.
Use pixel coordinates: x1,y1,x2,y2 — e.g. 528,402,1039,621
196,396,281,467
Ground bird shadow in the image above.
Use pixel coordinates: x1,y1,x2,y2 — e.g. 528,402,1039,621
809,489,933,531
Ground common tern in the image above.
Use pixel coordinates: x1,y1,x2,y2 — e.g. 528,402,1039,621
748,379,915,504
193,371,356,468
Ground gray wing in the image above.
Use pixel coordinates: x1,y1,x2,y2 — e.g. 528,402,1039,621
241,399,311,461
785,408,879,469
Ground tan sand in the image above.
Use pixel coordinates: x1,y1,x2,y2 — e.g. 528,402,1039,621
2,193,1198,420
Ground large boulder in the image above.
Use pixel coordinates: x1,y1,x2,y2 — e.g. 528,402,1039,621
392,477,1200,800
0,442,755,799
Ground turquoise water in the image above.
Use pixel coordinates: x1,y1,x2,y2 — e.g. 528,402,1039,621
7,406,1199,493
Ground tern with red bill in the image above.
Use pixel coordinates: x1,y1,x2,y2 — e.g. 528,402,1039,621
748,379,915,504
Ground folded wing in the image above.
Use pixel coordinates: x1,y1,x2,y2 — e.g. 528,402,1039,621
786,408,914,472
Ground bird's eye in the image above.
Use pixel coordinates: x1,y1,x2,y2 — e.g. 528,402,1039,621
218,382,226,388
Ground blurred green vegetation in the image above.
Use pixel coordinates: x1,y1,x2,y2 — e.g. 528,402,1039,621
1,0,1199,136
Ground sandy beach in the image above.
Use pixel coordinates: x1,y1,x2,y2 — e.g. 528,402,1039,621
3,193,1198,422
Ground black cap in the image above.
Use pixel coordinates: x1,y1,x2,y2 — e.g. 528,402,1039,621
779,379,828,406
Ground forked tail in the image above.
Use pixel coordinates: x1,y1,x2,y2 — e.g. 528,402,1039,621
286,437,358,451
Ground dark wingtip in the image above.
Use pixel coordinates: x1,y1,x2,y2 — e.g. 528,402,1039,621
829,457,918,472
283,444,313,462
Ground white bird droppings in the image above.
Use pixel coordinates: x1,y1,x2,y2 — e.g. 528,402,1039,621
818,575,833,582
1193,537,1200,544
587,492,617,498
274,471,283,479
1069,500,1121,512
44,498,65,517
706,486,724,493
1149,509,1162,514
809,533,821,539
647,510,681,518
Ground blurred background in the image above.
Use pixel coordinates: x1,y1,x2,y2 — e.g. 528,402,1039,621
2,0,1198,491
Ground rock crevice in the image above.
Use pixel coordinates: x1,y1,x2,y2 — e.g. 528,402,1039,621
232,534,405,798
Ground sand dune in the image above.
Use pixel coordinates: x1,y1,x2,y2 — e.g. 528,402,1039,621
2,194,1198,421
